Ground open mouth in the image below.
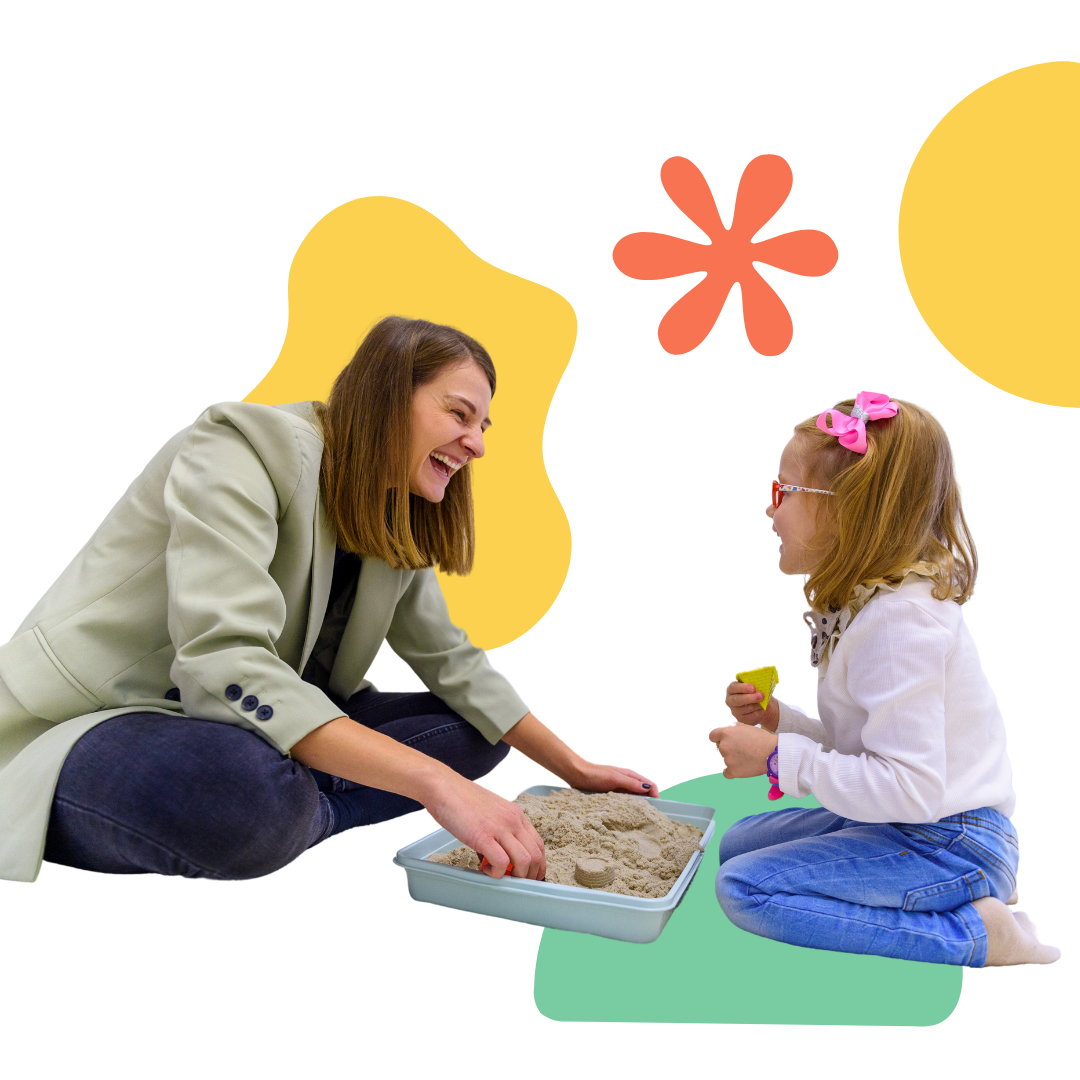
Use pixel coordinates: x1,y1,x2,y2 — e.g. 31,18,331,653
430,451,463,481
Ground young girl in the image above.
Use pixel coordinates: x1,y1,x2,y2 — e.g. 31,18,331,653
711,392,1059,967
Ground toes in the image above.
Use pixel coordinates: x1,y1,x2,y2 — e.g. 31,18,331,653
1010,915,1045,941
1036,944,1063,964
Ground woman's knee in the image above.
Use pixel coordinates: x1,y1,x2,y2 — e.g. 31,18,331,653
134,759,319,880
197,757,320,879
49,713,321,880
458,733,510,782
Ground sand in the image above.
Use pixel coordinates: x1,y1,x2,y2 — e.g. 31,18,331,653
427,789,704,898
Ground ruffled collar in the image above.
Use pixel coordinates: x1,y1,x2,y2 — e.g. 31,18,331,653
804,562,935,673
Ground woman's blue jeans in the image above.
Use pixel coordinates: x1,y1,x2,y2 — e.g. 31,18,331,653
715,806,1020,967
43,689,509,880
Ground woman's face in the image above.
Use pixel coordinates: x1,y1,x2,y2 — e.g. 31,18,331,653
765,436,829,575
408,358,492,502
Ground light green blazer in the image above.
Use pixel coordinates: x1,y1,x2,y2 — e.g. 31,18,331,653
0,401,528,882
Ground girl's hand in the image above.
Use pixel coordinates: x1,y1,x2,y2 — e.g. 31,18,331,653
566,761,661,799
709,723,778,778
725,681,780,733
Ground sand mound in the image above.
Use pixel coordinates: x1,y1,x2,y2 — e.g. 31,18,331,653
427,789,703,898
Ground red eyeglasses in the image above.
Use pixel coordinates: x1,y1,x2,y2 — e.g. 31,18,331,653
772,480,836,508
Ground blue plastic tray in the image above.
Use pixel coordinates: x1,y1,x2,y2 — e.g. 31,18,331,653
393,785,716,943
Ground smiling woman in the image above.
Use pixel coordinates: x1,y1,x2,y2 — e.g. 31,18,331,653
408,363,491,503
315,317,495,574
0,314,658,885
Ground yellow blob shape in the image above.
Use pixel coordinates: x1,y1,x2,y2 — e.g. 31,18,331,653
899,61,1080,406
246,197,575,649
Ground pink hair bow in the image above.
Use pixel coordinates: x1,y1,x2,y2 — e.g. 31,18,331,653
816,391,898,454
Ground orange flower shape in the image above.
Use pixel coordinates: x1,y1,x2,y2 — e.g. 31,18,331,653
613,156,838,356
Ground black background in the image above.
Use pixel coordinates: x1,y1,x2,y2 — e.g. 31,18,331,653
2,56,1062,1028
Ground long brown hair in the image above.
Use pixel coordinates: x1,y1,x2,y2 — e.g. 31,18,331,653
314,316,496,574
794,399,977,612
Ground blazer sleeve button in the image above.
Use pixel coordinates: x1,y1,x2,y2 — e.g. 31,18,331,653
225,684,243,701
255,705,274,721
241,695,259,711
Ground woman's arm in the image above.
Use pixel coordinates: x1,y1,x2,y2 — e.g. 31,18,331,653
502,712,659,797
291,716,546,879
290,717,450,805
291,710,659,878
500,713,582,778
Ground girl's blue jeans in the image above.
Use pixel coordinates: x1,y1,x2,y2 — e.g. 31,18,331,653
43,689,509,880
715,806,1020,967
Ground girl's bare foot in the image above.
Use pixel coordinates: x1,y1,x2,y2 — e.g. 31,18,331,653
972,897,1060,966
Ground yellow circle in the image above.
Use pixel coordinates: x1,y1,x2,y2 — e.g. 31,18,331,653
899,62,1080,406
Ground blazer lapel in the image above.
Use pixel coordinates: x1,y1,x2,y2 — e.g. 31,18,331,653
299,487,336,674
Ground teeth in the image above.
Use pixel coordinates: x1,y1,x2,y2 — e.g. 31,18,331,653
431,452,464,472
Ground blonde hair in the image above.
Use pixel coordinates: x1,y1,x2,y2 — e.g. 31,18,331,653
314,316,496,575
794,398,977,612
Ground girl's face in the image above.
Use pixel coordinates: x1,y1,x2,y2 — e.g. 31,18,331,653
408,358,492,503
766,436,830,575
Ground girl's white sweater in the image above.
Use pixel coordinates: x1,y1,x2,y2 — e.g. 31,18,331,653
777,576,1015,823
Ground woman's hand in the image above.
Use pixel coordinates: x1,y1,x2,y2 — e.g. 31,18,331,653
710,723,777,778
725,681,780,733
502,713,659,797
424,772,547,881
565,762,661,799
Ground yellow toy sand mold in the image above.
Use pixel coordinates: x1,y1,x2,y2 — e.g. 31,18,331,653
735,666,779,711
